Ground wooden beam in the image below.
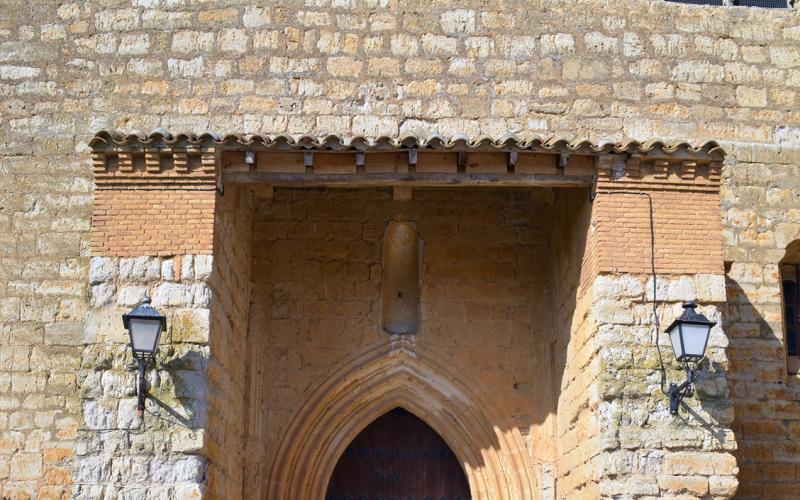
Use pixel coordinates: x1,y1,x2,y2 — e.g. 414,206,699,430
416,152,458,173
313,153,357,174
366,152,407,174
223,171,594,188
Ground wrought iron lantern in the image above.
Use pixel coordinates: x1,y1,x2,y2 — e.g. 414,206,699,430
665,301,716,414
122,296,166,415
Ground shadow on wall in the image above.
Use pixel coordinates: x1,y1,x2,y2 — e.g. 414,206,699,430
149,345,209,429
725,240,800,499
544,187,591,497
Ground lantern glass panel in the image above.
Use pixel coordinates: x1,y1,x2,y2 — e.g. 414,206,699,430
681,323,710,358
129,317,162,353
669,325,685,360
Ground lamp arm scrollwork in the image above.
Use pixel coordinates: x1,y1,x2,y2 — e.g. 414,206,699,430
668,366,694,415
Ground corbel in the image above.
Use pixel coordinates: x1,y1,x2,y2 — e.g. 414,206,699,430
356,151,365,174
145,148,161,174
304,151,314,174
245,150,256,171
654,159,669,179
708,161,722,182
596,154,614,181
201,147,221,194
118,151,134,174
625,154,641,179
457,151,467,173
201,147,217,175
173,149,189,174
558,153,569,174
507,151,518,174
92,151,108,175
407,149,417,173
681,161,697,180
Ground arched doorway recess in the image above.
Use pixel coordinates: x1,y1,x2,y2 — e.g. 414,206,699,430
326,407,471,499
265,338,538,499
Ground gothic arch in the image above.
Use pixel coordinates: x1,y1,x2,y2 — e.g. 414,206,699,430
264,338,538,499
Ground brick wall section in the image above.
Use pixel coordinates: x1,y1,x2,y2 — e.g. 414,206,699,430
592,189,724,276
92,188,215,256
722,144,800,499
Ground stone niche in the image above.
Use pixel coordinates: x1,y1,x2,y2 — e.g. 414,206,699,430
381,220,421,335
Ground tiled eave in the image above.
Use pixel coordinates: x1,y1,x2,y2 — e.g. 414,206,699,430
89,129,725,191
90,129,725,159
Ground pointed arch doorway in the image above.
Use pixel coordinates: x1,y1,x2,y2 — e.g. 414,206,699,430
325,408,471,499
265,342,538,499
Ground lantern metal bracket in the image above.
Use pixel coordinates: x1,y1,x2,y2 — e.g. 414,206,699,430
668,365,694,415
136,359,148,415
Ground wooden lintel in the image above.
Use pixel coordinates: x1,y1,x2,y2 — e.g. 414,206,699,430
393,186,413,201
223,171,594,188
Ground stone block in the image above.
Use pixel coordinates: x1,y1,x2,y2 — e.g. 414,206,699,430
174,484,204,499
194,255,213,280
89,257,117,285
593,275,644,299
10,453,42,481
440,10,475,34
659,474,709,495
44,321,84,346
117,286,148,307
119,257,160,281
153,283,194,307
172,308,210,343
770,46,800,69
175,456,205,482
242,6,270,28
84,309,128,344
709,475,738,496
181,255,195,281
736,86,767,108
171,429,205,453
421,34,458,56
82,399,117,430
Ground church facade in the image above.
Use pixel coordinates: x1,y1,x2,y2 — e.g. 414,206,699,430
2,1,800,498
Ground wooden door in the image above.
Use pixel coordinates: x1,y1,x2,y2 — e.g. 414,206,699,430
325,408,471,500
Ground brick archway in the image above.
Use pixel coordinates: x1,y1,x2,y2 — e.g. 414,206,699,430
264,338,538,499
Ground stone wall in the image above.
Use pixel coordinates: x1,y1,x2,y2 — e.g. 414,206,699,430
722,144,800,498
547,188,596,498
76,254,211,498
205,185,254,498
1,0,799,498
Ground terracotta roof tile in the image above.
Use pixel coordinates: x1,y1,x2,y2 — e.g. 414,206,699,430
89,129,725,159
